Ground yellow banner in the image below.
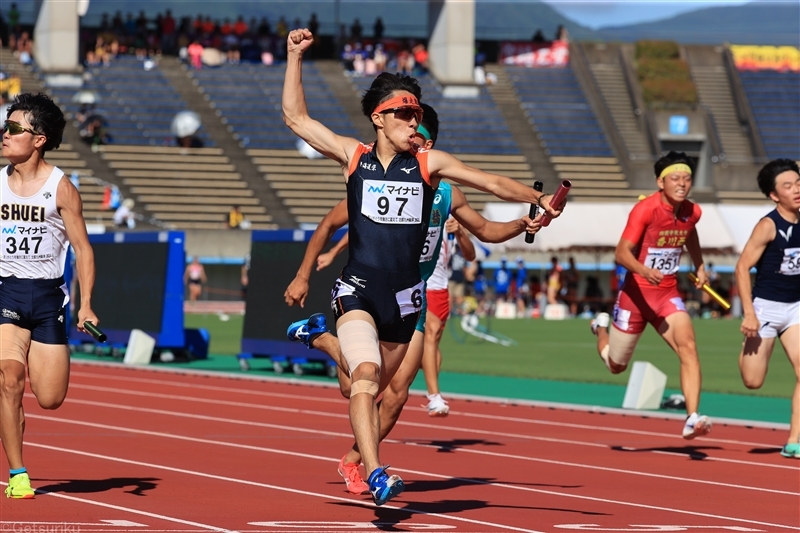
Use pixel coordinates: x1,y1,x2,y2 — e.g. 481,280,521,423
730,44,800,72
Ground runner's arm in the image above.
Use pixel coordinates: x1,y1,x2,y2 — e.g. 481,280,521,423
427,150,562,219
684,228,707,287
449,185,541,244
735,218,774,336
318,232,349,271
284,200,348,307
58,177,98,331
282,29,359,170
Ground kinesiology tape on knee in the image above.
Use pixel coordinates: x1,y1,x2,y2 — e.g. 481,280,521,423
350,379,379,398
337,320,381,375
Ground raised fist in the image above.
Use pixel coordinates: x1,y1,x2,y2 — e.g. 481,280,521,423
287,28,314,54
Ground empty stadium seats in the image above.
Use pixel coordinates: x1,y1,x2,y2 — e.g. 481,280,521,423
738,70,800,160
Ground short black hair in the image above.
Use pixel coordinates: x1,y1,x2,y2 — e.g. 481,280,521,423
420,102,439,146
7,93,66,155
654,151,696,178
361,72,422,121
756,158,800,198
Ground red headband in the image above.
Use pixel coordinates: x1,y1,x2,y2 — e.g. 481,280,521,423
373,95,422,115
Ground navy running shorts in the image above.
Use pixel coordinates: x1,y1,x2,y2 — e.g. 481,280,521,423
331,261,423,344
0,276,69,345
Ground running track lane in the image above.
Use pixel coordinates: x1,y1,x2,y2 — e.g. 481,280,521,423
1,363,797,533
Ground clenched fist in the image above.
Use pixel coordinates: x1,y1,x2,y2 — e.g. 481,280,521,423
287,28,314,55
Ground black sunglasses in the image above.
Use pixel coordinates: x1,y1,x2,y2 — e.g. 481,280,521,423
381,107,423,123
3,121,40,136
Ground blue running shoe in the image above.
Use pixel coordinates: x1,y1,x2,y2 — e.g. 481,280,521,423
367,466,404,506
287,313,327,348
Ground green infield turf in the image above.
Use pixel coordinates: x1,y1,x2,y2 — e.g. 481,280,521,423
184,313,794,399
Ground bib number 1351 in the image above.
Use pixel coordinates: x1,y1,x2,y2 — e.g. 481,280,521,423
645,247,681,275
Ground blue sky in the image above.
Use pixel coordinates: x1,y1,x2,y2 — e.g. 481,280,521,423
540,0,752,29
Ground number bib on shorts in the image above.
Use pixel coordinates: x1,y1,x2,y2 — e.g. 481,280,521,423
395,280,425,318
361,180,423,224
419,227,441,263
780,247,800,275
644,247,682,275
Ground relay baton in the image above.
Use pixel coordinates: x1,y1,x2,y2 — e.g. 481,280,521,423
541,180,571,227
83,321,107,343
525,181,544,244
688,273,731,311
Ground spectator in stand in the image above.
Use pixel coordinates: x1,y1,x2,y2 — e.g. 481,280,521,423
162,10,177,54
258,17,272,37
494,257,511,304
555,24,569,42
8,3,20,38
373,17,384,41
113,199,136,229
15,31,32,65
233,16,248,37
188,40,203,69
412,43,429,75
226,206,244,229
373,43,387,72
532,29,545,43
276,17,288,38
350,18,363,41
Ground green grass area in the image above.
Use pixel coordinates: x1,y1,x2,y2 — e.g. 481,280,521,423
184,313,793,399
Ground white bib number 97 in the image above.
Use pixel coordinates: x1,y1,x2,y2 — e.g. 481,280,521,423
361,180,423,224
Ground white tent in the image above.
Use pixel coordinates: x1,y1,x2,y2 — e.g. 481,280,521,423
480,201,770,254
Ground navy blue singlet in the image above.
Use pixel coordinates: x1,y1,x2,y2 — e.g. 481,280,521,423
346,143,435,275
753,209,800,303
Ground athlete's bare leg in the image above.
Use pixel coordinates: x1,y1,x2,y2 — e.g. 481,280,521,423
658,312,702,415
344,330,425,465
0,325,32,470
27,342,70,409
594,324,628,374
422,313,445,395
742,325,800,443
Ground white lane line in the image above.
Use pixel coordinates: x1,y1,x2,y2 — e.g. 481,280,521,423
67,373,786,447
0,484,237,532
58,390,798,471
27,413,800,498
69,364,790,431
22,435,800,532
23,441,544,533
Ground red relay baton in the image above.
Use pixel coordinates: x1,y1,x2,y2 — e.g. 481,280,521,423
541,180,571,227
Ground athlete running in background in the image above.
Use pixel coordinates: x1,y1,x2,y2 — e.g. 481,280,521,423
1,93,99,499
283,28,561,505
590,151,712,439
734,159,800,458
284,102,540,495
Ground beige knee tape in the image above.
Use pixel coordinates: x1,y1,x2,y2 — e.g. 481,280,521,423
607,326,641,367
337,319,381,375
350,379,379,398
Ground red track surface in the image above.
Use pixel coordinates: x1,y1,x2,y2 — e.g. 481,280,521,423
2,361,798,533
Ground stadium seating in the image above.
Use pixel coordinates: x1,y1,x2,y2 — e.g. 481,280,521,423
738,70,800,160
45,144,115,228
505,66,614,158
45,55,213,147
190,62,359,150
99,145,275,229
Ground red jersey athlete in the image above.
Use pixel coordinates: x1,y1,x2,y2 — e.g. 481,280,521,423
590,151,712,439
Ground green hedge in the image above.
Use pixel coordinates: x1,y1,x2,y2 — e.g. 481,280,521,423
636,41,697,106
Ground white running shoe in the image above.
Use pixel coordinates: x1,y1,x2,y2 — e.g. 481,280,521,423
425,394,450,417
682,412,712,439
591,312,610,335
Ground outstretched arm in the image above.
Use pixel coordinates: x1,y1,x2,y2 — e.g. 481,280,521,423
449,185,541,243
428,150,564,219
318,232,349,271
282,29,359,170
284,200,349,307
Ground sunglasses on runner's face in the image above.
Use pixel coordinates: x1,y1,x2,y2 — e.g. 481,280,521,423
3,121,39,136
382,107,423,123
